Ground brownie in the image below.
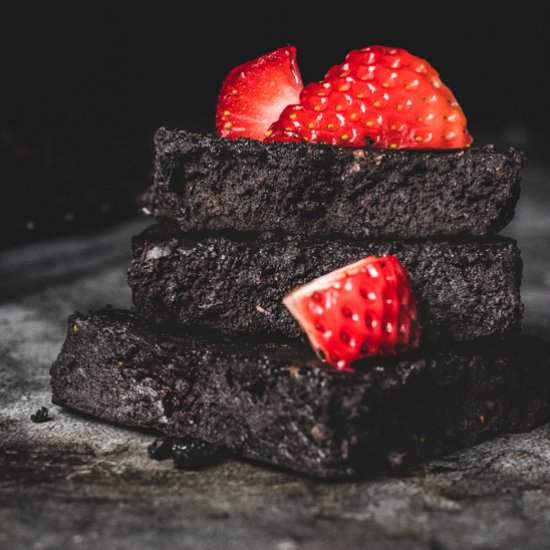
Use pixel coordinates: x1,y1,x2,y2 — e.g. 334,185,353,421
50,309,550,479
128,224,523,343
146,128,523,239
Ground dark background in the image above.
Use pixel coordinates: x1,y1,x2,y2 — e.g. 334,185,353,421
2,5,549,245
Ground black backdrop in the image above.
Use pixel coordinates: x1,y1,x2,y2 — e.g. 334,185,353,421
2,4,549,244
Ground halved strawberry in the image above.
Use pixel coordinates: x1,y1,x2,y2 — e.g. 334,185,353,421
265,45,472,149
283,256,420,371
216,46,303,141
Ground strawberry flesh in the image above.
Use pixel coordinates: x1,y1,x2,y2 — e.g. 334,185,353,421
265,45,472,149
216,46,303,141
284,256,420,371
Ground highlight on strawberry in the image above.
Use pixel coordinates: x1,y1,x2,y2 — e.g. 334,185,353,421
217,45,472,149
216,46,303,141
283,256,420,371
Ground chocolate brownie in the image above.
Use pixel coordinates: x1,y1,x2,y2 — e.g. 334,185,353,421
146,128,522,239
51,309,550,478
128,225,523,343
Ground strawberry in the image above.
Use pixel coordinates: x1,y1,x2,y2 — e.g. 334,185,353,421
265,45,472,149
283,256,420,371
216,46,303,141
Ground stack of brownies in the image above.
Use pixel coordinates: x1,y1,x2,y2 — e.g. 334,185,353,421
51,129,550,478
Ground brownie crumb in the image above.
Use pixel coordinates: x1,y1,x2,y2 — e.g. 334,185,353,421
172,437,224,470
147,437,174,460
147,436,225,470
30,406,52,423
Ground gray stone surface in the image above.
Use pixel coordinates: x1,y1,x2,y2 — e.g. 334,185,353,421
1,163,550,550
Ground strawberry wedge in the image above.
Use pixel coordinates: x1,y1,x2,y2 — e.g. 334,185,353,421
216,46,303,141
284,256,420,370
266,45,472,148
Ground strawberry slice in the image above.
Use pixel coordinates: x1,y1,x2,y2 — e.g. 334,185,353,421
216,46,303,141
283,256,420,371
265,45,472,149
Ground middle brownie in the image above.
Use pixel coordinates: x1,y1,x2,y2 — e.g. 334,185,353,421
129,224,522,343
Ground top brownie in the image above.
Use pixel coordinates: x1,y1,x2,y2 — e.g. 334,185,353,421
146,128,523,239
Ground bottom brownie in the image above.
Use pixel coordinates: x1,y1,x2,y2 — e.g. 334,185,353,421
50,309,550,479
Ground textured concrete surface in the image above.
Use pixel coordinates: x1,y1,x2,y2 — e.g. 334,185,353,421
1,163,550,549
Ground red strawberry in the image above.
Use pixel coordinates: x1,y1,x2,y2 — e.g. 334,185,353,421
283,256,420,371
216,46,303,141
265,45,472,149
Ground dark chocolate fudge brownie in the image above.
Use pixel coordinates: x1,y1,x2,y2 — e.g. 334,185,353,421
129,224,522,343
146,128,522,239
51,309,550,479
